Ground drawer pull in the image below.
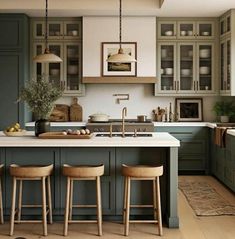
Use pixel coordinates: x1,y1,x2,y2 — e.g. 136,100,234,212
169,132,193,134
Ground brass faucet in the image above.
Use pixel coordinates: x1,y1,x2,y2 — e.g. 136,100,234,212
122,107,127,137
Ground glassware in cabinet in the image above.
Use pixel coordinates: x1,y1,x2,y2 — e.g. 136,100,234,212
178,21,195,39
159,44,176,92
48,22,63,38
64,21,81,39
158,21,176,39
197,22,214,38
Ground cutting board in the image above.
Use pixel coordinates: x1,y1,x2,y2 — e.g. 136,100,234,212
38,132,94,139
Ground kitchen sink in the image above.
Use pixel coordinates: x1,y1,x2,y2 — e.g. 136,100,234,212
95,133,153,137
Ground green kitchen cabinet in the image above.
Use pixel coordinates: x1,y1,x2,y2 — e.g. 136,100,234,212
155,126,209,173
115,148,167,216
60,148,116,215
0,14,29,130
4,148,60,215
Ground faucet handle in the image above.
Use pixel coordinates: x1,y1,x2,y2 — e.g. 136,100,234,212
134,129,137,137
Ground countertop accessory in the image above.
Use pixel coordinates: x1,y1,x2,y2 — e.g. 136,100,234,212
175,98,203,122
89,113,110,122
106,0,136,63
137,115,147,122
153,107,165,122
3,130,27,137
213,100,235,123
70,98,82,121
113,93,129,104
39,131,94,139
33,0,62,63
49,104,69,122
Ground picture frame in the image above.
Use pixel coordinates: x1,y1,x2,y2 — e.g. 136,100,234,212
175,98,203,122
101,42,137,77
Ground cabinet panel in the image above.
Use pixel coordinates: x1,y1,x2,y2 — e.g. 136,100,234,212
60,148,115,215
5,148,60,215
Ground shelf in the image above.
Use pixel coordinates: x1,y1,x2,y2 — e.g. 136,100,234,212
82,77,157,84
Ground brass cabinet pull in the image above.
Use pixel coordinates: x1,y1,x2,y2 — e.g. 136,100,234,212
193,81,195,91
177,81,179,91
197,81,199,91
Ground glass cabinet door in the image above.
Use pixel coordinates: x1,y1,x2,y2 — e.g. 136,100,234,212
197,21,214,38
64,43,82,94
33,21,45,39
178,21,195,39
32,43,46,80
226,39,231,91
48,43,63,88
48,22,63,39
197,43,213,92
178,43,195,92
64,21,81,39
158,43,176,92
220,15,231,37
220,41,226,91
158,21,176,39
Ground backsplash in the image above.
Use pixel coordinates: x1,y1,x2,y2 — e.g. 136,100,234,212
56,84,219,122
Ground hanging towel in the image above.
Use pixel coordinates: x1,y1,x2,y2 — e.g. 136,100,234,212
214,127,227,148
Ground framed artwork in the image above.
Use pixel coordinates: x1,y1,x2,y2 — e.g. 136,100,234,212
175,98,203,122
101,42,137,76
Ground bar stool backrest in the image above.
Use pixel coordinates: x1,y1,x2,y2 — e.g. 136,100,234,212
9,164,53,178
62,164,104,178
122,164,163,178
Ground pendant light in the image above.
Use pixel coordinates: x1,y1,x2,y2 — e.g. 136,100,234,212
107,0,137,63
33,0,62,63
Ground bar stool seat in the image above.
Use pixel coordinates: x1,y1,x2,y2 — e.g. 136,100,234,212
0,164,3,224
122,164,163,236
9,164,53,236
63,164,104,236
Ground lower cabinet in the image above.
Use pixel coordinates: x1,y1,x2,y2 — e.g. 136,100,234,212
155,126,209,173
210,129,235,192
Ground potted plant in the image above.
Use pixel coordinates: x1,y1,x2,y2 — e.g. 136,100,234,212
19,76,63,136
213,101,235,123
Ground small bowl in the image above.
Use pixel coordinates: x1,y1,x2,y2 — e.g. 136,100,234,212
67,65,78,75
180,31,187,36
165,68,173,75
165,31,173,36
201,31,210,36
71,30,78,36
187,30,193,36
50,69,60,76
199,49,210,58
199,66,210,75
181,69,191,76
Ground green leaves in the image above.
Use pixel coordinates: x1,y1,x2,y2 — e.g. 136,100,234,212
213,101,235,117
19,76,63,120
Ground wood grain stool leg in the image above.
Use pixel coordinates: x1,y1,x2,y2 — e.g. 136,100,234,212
47,176,53,224
96,176,102,236
10,177,17,236
64,177,71,236
153,179,157,220
17,180,23,222
41,176,48,236
123,177,127,225
124,177,131,236
69,179,73,221
156,177,163,236
0,178,3,224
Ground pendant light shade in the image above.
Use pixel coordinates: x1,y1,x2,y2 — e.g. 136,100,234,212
33,0,62,63
107,0,136,63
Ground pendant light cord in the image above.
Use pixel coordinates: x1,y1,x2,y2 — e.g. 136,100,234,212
45,0,48,50
119,0,122,49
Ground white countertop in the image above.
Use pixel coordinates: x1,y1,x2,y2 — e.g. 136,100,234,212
25,122,87,127
153,122,216,128
0,131,180,148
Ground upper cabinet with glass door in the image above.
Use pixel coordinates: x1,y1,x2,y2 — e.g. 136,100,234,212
158,19,215,40
220,11,231,38
32,18,82,40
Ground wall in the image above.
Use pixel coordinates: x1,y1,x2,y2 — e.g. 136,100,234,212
56,16,218,121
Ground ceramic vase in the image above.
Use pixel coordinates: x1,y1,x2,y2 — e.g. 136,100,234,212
35,119,50,136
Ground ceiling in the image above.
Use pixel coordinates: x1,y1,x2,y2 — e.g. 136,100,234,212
0,0,234,17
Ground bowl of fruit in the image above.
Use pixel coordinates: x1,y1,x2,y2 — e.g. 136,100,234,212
4,123,27,136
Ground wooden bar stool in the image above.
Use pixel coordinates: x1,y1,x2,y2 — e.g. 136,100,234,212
63,164,104,236
0,164,3,224
9,164,53,236
122,164,163,236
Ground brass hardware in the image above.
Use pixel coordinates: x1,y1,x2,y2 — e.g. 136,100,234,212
113,94,129,104
109,123,113,138
197,81,199,91
122,107,127,137
134,129,137,137
193,81,195,90
177,81,179,91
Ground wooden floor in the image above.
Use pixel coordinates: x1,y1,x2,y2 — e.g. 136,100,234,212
0,176,234,239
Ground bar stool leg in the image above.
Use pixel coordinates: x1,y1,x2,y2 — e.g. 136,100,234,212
0,178,3,224
47,176,53,224
17,180,23,222
153,179,157,220
41,176,47,236
69,179,73,221
96,176,102,236
156,177,163,236
10,177,17,236
64,177,71,236
124,177,131,236
123,177,127,225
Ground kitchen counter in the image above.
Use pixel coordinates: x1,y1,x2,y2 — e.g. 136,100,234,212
154,122,216,128
0,131,179,147
0,131,179,228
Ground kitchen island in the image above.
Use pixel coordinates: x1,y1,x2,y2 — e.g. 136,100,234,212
0,132,180,228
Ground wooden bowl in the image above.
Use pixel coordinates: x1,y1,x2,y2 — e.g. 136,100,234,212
3,130,27,137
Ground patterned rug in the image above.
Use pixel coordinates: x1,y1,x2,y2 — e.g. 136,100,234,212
179,181,235,216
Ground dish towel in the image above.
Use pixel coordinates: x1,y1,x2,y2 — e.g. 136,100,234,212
214,127,227,148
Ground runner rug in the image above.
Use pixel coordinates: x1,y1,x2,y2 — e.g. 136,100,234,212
179,180,235,216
